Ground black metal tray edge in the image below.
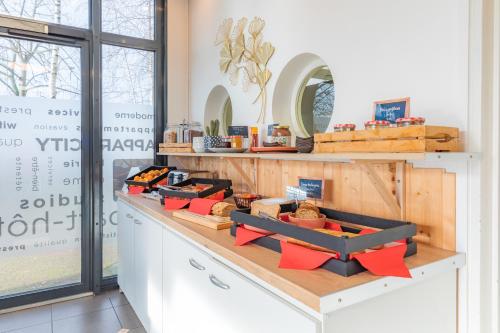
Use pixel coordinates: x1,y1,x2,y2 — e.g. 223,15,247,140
229,224,417,277
124,166,177,189
158,178,233,199
230,206,417,259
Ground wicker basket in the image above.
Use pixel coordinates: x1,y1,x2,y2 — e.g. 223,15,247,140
233,194,262,209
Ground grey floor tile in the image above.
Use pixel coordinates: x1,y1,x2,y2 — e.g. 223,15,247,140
4,322,52,333
107,289,129,307
0,305,51,332
114,304,141,330
52,294,112,320
53,308,121,333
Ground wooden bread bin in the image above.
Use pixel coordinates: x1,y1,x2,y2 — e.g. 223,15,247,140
314,125,460,153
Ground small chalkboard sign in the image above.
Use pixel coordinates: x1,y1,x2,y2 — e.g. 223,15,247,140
227,126,249,138
298,178,324,200
373,97,410,124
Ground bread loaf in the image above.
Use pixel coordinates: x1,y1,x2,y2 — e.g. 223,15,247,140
211,202,236,217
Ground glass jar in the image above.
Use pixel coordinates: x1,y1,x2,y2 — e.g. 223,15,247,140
271,125,292,146
334,124,356,132
231,135,243,149
183,121,203,143
396,117,426,127
221,136,232,148
164,124,179,144
364,120,390,130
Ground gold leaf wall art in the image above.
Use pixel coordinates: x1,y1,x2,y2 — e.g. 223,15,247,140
215,17,275,124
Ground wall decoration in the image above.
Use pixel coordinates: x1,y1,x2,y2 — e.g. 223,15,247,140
373,97,410,124
215,17,275,123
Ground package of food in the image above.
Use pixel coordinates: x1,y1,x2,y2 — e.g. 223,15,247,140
158,178,233,200
124,166,177,190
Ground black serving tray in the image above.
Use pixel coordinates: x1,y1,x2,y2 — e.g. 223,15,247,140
158,177,233,200
124,166,177,190
230,203,417,277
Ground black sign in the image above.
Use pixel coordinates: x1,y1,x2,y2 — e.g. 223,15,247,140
298,178,324,200
227,126,249,138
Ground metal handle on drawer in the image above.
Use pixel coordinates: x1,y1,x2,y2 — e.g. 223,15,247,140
126,214,133,219
209,274,230,290
133,219,142,225
188,258,206,271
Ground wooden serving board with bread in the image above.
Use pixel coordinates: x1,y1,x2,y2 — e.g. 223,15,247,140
173,210,233,230
172,201,237,230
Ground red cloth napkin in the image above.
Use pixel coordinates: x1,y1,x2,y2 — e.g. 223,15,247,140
164,197,191,211
188,198,220,215
353,244,411,278
235,226,268,246
279,240,338,270
128,186,144,195
206,190,225,201
325,221,342,231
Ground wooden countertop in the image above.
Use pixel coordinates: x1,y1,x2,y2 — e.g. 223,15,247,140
117,192,464,314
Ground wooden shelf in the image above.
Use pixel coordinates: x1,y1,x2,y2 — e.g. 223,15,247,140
157,151,479,162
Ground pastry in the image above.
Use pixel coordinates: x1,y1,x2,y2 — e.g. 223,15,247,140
211,202,236,217
298,202,320,215
295,207,320,219
250,201,281,219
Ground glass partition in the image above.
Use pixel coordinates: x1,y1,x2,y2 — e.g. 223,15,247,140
0,36,83,297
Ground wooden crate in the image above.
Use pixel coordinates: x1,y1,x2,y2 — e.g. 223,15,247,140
314,125,460,153
158,143,193,153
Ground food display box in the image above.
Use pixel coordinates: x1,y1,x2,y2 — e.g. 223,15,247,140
124,166,177,191
158,178,233,200
314,125,460,153
230,204,417,276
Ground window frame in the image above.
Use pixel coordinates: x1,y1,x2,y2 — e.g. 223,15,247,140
0,0,167,309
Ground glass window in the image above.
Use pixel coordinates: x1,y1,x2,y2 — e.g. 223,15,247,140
102,0,155,40
0,37,82,297
101,45,155,277
296,66,335,136
0,0,89,28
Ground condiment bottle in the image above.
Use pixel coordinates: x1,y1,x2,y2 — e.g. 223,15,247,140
250,127,259,147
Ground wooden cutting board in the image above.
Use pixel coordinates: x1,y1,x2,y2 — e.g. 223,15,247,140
172,210,233,230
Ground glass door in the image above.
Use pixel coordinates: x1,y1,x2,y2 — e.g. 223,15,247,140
0,34,91,308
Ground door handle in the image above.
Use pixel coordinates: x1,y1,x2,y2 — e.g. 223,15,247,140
134,219,142,225
188,258,206,271
126,213,133,219
209,274,230,290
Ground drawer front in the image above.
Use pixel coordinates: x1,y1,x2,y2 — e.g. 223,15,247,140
164,229,319,333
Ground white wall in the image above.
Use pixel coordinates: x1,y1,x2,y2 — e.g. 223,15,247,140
189,0,469,135
186,1,489,332
167,0,190,124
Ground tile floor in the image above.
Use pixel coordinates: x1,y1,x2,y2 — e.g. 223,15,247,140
0,289,144,333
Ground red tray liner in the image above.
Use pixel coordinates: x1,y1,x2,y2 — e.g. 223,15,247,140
164,198,191,211
128,186,145,195
279,240,339,270
353,244,411,278
235,226,268,246
188,198,221,215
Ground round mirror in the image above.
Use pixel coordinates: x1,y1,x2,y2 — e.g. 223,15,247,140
296,66,334,136
204,85,233,135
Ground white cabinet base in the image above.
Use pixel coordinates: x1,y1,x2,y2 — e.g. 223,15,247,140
324,270,457,333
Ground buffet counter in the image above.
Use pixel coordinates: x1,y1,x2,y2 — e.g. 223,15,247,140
116,192,465,333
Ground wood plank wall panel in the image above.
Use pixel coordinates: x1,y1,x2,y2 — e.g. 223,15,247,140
404,165,456,251
167,156,456,251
